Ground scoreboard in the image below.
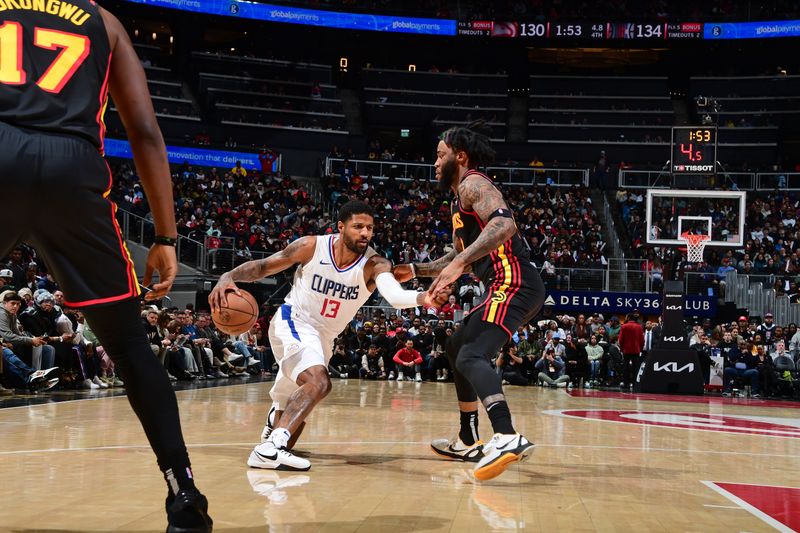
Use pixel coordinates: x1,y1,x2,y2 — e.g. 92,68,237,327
671,127,717,174
456,21,705,40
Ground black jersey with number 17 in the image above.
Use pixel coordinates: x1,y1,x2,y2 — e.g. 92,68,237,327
0,0,111,151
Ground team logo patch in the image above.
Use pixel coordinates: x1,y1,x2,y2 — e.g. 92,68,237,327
491,291,507,304
452,212,464,230
544,409,800,439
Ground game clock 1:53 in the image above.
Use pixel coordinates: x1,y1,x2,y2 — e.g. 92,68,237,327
671,127,717,174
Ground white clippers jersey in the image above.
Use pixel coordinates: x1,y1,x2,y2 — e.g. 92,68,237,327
283,235,376,338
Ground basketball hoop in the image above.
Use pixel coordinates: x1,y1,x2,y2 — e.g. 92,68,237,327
680,232,711,263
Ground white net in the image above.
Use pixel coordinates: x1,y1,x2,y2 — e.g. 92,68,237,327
680,233,710,263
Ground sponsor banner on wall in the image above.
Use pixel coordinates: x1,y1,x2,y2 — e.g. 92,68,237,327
104,138,278,172
542,290,717,317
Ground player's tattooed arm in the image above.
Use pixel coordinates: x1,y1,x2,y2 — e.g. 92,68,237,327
426,176,516,295
209,236,315,312
410,249,458,278
230,236,315,281
454,175,517,267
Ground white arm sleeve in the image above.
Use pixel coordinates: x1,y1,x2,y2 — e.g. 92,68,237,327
375,272,421,309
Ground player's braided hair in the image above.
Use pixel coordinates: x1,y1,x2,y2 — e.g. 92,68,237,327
440,120,496,169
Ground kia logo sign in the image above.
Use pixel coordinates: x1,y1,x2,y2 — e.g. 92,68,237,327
663,336,685,342
653,362,695,373
665,305,681,310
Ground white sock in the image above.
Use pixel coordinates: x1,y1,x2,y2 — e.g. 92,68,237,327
269,428,291,449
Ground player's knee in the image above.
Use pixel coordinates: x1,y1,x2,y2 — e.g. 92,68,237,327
298,366,331,398
454,345,481,377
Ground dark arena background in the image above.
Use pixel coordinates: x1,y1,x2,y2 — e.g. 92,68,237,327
2,1,800,531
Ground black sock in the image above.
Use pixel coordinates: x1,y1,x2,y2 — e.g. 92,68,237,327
486,401,515,435
459,410,479,445
164,466,197,496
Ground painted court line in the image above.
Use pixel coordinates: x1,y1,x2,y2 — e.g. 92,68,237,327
701,481,794,533
2,441,800,460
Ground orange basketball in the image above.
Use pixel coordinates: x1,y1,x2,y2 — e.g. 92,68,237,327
212,289,258,336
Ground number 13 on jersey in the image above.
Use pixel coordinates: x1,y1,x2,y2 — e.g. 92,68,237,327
320,298,340,319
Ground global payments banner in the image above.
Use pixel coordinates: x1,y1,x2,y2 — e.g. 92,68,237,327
122,0,457,35
705,19,800,39
104,138,277,172
543,291,717,318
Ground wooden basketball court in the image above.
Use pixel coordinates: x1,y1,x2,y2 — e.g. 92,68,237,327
1,379,799,532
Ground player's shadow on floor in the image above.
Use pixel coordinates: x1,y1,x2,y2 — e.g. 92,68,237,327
14,515,449,533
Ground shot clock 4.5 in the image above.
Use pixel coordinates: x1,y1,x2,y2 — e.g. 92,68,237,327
671,127,717,174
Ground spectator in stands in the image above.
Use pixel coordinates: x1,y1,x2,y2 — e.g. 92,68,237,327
585,334,604,384
1,344,59,392
723,341,760,397
231,161,247,178
758,312,778,345
329,341,354,379
360,344,385,379
393,339,423,382
755,344,777,397
440,295,461,321
5,247,26,289
573,314,590,340
542,330,563,357
536,348,569,387
563,334,588,386
496,344,527,386
0,269,15,291
693,333,713,384
618,313,644,389
0,291,55,370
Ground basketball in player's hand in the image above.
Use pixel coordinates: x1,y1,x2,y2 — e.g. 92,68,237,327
211,289,258,335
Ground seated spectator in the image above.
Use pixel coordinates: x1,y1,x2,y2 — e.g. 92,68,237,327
329,341,356,379
359,344,385,380
79,313,123,387
496,344,527,386
440,295,462,321
393,339,423,382
585,335,604,384
754,344,777,397
1,343,59,392
0,291,55,371
563,335,588,386
536,348,569,387
774,349,797,397
722,342,760,397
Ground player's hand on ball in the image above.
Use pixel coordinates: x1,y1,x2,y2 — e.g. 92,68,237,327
392,264,414,283
209,273,242,313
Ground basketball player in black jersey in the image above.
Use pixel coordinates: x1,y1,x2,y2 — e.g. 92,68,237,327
0,1,211,530
395,123,545,481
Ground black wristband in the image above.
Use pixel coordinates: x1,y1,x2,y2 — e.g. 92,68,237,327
154,235,178,246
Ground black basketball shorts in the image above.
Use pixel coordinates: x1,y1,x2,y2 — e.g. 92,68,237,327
0,122,140,307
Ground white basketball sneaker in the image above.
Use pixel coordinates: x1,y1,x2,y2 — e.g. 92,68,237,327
430,435,484,463
247,441,311,471
260,404,278,443
473,433,535,481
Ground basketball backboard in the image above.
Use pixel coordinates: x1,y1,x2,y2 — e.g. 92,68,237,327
645,189,746,247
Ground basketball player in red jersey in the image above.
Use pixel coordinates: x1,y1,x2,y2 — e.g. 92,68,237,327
0,1,211,530
395,123,545,481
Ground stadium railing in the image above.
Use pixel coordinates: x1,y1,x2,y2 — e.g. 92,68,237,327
619,170,800,191
618,169,758,190
325,158,589,186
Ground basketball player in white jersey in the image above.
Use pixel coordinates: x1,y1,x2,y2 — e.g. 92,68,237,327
209,201,433,470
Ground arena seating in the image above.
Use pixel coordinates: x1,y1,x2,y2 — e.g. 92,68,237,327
363,67,508,140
